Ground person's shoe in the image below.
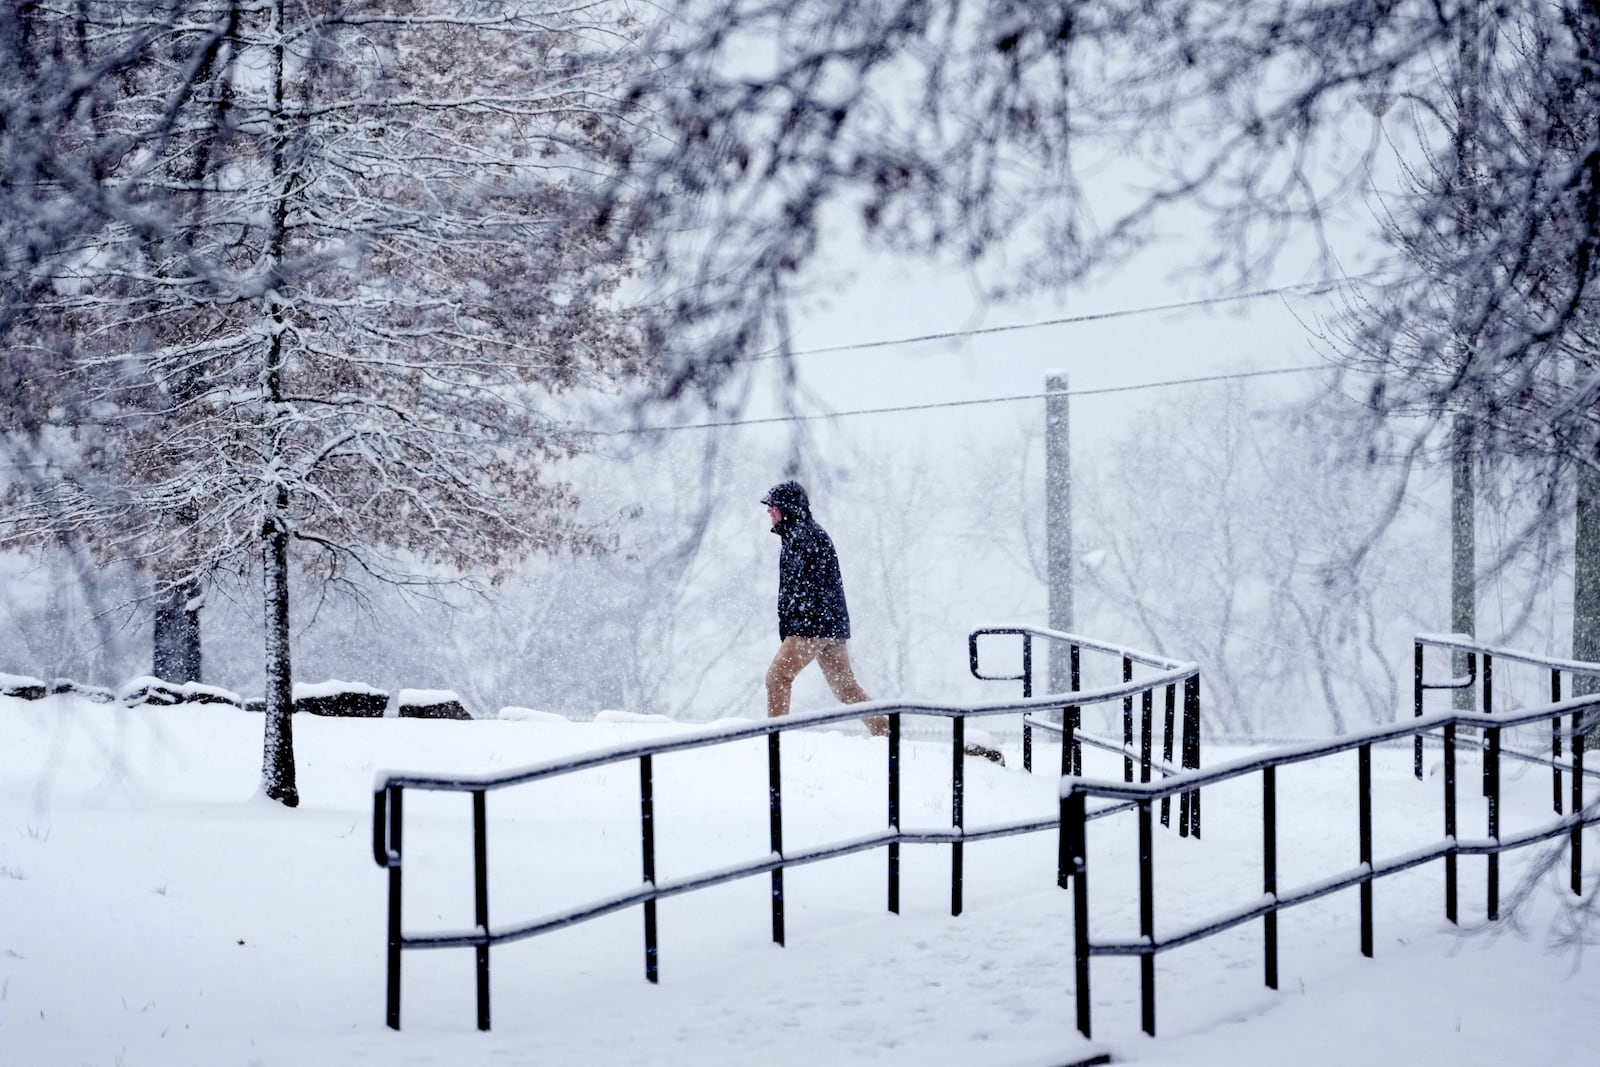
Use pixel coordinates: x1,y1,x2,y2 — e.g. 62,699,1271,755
963,742,1005,767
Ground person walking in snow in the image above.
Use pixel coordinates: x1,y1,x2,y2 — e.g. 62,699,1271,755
760,479,1004,764
761,480,889,736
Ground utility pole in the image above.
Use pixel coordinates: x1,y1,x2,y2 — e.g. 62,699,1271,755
1046,372,1073,693
1451,418,1475,707
1575,459,1600,692
1451,3,1480,708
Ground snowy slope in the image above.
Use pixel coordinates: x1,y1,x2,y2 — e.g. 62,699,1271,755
0,694,1592,1066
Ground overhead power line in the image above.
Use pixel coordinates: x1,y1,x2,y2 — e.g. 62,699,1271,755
603,363,1329,436
754,275,1375,361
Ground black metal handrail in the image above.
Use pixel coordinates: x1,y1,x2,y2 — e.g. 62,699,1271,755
969,626,1202,835
1415,634,1600,812
372,626,1201,1032
1063,686,1600,1039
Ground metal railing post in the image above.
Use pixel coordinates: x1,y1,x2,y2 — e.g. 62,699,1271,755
1190,677,1202,837
1487,718,1500,921
472,789,490,1030
1464,650,1478,791
1122,656,1135,783
1057,781,1071,890
1062,700,1075,783
640,755,659,981
769,733,785,945
1060,639,1082,786
1161,684,1176,828
1022,633,1034,773
1060,701,1075,783
1444,722,1458,924
888,712,901,913
1138,798,1156,1037
1180,675,1201,838
952,714,966,917
1359,743,1373,958
1070,644,1083,776
385,785,403,1030
1414,641,1425,780
1262,766,1278,989
1553,669,1564,815
1574,710,1585,897
1023,631,1033,697
1482,653,1494,798
1140,688,1154,785
1066,784,1092,1039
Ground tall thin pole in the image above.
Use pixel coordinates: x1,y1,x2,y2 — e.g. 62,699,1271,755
1574,459,1600,698
1450,3,1479,709
1046,372,1072,692
1451,417,1475,710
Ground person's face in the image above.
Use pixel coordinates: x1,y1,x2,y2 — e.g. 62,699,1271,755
767,505,782,526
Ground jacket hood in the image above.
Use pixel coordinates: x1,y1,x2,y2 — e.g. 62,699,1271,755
761,480,811,520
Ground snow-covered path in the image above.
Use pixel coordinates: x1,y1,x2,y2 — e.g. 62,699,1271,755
1,697,1592,1065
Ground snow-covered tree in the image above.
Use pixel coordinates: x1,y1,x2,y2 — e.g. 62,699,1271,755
1328,6,1600,686
2,1,643,805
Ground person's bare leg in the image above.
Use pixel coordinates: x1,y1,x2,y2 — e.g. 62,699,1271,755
766,637,821,719
817,641,887,736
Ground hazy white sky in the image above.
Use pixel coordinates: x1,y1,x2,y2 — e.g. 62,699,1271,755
728,97,1407,455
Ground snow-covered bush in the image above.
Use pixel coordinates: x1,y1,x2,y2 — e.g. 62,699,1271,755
292,681,388,719
396,689,471,721
0,672,45,701
119,676,184,708
49,679,114,704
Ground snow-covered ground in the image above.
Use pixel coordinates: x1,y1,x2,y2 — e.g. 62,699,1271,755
2,695,1593,1066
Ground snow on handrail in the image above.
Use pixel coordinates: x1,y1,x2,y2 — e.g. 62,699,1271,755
1415,632,1600,676
971,624,1193,672
1061,696,1600,802
374,657,1198,794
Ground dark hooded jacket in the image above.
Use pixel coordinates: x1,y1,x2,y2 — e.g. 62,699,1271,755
763,481,851,640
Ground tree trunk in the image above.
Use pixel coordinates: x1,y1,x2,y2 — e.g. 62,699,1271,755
152,576,202,683
261,491,299,807
258,0,297,808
